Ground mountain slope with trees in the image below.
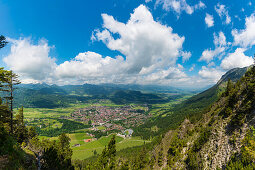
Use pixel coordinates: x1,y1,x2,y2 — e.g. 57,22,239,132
134,67,249,139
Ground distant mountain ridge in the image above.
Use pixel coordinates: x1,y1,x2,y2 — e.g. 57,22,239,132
11,83,192,108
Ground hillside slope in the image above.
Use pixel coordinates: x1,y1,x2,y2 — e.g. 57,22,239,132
134,67,249,139
148,66,255,169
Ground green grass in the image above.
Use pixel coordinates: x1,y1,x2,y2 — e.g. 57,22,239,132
39,133,150,160
69,133,92,146
72,135,150,160
22,103,99,120
97,126,106,130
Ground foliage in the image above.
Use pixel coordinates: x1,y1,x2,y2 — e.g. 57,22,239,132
167,133,187,167
35,118,89,137
0,35,8,49
226,129,255,169
192,127,211,152
41,133,74,170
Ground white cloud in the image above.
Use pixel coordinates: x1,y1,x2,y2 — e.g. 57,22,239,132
189,64,195,71
145,0,153,2
155,0,205,15
232,13,255,47
142,67,187,83
213,31,226,46
208,62,215,67
215,3,231,24
181,51,191,63
199,31,227,63
94,5,185,74
205,13,214,27
4,5,191,87
55,52,124,79
177,64,184,69
220,48,254,70
199,47,225,63
195,1,206,9
3,38,56,82
198,66,225,83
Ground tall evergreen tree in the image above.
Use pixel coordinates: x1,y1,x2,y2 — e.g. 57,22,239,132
225,79,233,96
1,70,21,134
0,35,8,49
107,135,116,169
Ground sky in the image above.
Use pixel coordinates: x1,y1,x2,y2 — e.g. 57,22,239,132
0,0,255,88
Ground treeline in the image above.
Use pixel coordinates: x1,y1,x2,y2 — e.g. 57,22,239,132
35,119,90,137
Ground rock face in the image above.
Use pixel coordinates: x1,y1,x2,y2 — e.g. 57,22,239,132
202,117,248,169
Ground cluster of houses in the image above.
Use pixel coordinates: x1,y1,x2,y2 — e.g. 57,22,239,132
69,105,150,132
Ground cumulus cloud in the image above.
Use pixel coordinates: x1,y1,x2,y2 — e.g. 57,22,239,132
213,31,227,46
189,64,195,71
154,0,205,15
199,32,227,63
55,52,124,79
205,13,214,27
93,5,185,74
4,5,190,87
232,13,255,47
3,38,56,82
198,66,225,83
181,51,191,63
208,62,215,67
215,3,231,24
220,48,254,70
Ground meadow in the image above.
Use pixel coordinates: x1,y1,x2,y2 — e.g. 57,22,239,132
40,133,150,160
72,135,150,160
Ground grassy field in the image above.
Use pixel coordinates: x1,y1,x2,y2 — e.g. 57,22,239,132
39,133,150,160
71,135,150,160
21,103,93,119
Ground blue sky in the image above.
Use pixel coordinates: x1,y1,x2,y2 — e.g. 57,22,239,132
0,0,255,88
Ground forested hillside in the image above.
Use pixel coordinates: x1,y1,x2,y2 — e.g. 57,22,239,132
134,67,249,139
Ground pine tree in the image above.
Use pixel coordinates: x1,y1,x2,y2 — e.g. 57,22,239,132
107,135,116,169
225,79,233,96
0,35,8,49
14,106,28,143
1,70,20,134
95,135,116,169
158,147,163,167
15,106,24,125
